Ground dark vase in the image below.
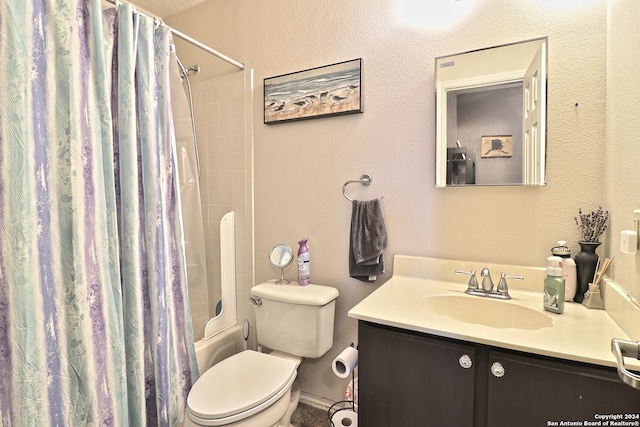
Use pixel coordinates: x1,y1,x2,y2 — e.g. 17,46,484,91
573,241,601,303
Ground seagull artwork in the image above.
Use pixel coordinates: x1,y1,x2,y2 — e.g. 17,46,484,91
331,94,346,104
274,102,285,112
293,100,308,110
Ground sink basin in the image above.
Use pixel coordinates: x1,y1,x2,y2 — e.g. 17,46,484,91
421,294,553,330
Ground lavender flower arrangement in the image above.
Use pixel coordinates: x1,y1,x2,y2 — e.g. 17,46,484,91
574,206,609,243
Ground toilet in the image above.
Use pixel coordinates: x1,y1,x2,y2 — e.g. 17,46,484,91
184,280,339,427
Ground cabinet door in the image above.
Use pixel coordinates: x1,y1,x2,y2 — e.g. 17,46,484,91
486,349,640,426
359,322,476,427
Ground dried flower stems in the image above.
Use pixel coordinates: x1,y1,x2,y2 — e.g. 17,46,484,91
574,206,609,243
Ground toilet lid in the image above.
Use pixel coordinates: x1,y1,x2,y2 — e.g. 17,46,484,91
187,350,297,422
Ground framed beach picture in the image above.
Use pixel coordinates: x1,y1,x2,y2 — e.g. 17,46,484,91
264,58,363,125
481,135,513,158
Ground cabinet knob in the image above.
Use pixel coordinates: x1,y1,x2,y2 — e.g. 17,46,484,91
491,362,505,377
459,354,473,369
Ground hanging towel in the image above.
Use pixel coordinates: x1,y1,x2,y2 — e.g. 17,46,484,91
349,198,388,282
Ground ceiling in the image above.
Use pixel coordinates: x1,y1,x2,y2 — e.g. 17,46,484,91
103,0,207,18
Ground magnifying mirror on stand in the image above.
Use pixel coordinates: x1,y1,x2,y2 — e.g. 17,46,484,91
269,244,293,284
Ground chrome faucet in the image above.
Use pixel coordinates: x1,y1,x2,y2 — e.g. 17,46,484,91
455,268,523,300
481,268,494,292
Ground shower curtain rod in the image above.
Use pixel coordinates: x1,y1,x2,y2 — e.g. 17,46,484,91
104,0,245,70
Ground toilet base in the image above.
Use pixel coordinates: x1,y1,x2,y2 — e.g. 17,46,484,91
277,380,301,427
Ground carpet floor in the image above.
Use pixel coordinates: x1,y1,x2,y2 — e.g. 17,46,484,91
291,403,330,427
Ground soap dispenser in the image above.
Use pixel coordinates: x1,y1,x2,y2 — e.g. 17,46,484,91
551,241,577,302
544,256,565,314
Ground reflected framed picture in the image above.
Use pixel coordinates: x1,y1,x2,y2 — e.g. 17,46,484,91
264,58,363,125
481,135,512,158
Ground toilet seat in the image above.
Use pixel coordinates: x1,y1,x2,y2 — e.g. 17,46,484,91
186,350,297,426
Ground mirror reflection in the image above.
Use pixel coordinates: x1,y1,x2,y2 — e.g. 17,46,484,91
435,37,548,187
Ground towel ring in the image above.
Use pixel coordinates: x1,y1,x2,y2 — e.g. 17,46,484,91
342,174,372,202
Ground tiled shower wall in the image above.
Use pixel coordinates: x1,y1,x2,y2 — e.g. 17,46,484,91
190,70,254,341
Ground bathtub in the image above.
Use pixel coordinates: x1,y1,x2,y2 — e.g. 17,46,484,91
194,324,245,374
179,326,244,427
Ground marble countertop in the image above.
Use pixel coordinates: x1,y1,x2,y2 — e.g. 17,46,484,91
348,255,640,370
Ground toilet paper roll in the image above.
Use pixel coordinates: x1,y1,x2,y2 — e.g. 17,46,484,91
331,409,358,427
332,346,358,378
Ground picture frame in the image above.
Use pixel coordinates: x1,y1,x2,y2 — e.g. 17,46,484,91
264,58,363,125
481,135,512,158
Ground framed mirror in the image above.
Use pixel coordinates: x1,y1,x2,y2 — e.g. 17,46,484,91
435,37,548,187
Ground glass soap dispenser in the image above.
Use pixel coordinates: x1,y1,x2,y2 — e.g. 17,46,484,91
543,256,565,314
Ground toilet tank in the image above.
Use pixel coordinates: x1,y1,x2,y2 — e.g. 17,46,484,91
250,281,339,358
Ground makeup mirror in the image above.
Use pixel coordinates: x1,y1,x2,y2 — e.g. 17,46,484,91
269,244,293,284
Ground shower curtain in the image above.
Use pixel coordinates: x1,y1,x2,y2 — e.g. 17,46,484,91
0,1,198,426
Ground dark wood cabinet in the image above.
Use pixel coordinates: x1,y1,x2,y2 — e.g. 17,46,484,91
486,349,640,426
359,321,640,427
358,321,476,426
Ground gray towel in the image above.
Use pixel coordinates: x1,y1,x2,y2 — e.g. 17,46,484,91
349,198,388,282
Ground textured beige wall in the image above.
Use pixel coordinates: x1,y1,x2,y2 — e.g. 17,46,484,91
167,0,615,403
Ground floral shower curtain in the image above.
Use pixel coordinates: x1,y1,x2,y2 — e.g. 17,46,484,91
0,1,198,426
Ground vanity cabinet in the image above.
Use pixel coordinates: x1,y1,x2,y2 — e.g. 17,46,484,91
358,321,476,426
485,349,640,425
359,321,640,427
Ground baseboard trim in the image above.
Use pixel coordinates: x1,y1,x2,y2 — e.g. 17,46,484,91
299,391,334,412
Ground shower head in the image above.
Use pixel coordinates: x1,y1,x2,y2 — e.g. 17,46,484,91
176,55,200,80
185,65,200,75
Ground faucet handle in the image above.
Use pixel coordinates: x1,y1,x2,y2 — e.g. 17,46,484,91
455,269,478,291
496,273,524,296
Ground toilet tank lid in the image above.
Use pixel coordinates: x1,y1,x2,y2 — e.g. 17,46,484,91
251,281,339,306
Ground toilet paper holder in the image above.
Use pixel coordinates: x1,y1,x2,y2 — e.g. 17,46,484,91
329,343,358,427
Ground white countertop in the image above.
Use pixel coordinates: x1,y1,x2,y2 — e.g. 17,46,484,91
348,255,640,370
